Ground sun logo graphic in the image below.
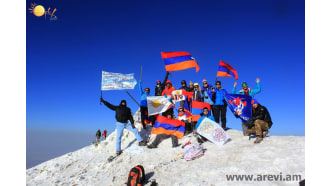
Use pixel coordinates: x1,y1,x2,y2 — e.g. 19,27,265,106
151,100,161,108
28,3,57,21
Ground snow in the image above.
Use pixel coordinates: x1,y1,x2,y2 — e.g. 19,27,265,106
26,125,304,186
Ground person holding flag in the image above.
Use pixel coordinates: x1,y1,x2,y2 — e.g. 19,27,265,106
139,80,150,129
100,98,146,155
232,78,261,98
232,78,261,135
211,81,228,130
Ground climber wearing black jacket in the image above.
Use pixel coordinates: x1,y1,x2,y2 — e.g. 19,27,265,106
100,98,146,155
155,71,170,96
246,99,273,144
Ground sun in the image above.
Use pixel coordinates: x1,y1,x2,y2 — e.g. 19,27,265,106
28,3,45,17
33,5,45,17
151,100,161,108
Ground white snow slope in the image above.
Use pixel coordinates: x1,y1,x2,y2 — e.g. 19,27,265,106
26,125,304,186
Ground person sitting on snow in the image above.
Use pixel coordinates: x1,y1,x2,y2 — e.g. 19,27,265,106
245,99,273,144
177,107,192,135
193,107,215,143
147,114,179,148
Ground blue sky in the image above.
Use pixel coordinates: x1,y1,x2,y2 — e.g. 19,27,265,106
26,0,305,136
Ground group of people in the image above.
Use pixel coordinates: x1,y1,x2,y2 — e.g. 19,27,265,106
96,129,107,143
100,71,273,154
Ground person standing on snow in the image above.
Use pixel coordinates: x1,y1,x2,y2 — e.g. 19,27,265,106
192,83,203,102
155,71,170,96
100,98,146,155
188,81,194,92
201,79,214,106
102,129,107,140
161,80,176,117
232,78,261,98
139,80,150,129
178,80,190,108
211,81,228,130
96,129,101,143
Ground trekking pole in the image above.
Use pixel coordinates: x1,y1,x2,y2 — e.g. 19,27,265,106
100,90,103,105
140,65,143,82
126,91,140,106
100,69,103,105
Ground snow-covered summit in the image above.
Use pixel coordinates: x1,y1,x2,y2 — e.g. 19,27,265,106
27,112,304,185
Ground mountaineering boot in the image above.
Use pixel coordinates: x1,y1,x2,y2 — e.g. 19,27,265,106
116,150,122,155
139,141,147,146
147,143,157,149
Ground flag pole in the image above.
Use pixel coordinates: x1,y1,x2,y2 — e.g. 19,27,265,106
126,91,140,106
100,70,103,105
140,65,142,82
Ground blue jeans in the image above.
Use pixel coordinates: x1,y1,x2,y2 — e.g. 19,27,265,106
116,122,143,151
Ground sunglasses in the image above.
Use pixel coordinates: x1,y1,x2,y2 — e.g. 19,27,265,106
179,110,183,112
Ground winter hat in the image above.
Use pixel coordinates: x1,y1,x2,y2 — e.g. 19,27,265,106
202,79,207,83
120,100,127,105
166,80,172,85
251,99,259,104
194,83,199,86
242,82,248,88
189,81,193,85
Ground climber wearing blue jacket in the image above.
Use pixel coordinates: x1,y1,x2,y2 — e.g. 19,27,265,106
139,80,150,129
232,78,261,135
193,107,215,143
232,78,261,98
211,81,228,130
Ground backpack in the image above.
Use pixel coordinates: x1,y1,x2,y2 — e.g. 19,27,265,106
182,143,205,161
126,165,145,186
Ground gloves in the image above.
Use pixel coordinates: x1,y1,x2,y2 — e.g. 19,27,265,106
100,97,104,103
244,118,254,128
131,123,135,129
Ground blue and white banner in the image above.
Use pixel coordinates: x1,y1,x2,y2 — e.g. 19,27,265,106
101,71,137,90
224,94,252,123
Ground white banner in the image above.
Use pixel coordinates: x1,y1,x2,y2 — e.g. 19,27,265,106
101,71,137,90
147,96,172,116
171,90,186,102
196,117,230,146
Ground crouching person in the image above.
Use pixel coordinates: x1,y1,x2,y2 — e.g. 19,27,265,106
193,107,215,143
100,98,146,155
246,99,273,144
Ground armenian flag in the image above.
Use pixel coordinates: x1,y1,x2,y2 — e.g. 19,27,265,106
151,115,186,139
191,101,211,122
161,52,200,72
217,61,238,80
